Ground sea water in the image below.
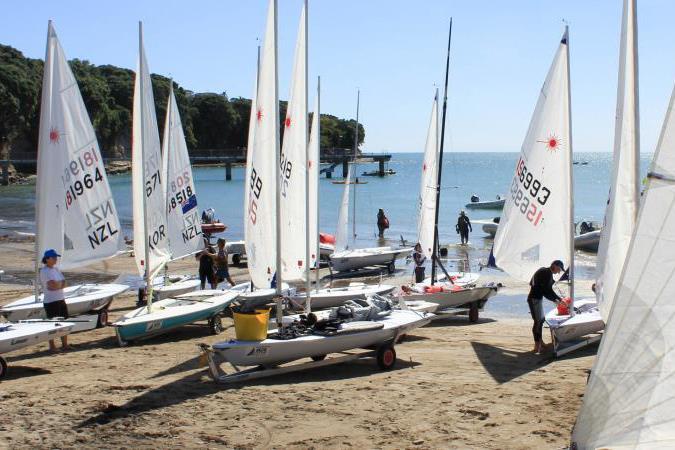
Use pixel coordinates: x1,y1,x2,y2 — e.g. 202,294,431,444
0,151,652,296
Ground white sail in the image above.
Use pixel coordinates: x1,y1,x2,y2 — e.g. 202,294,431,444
308,81,320,269
334,165,352,252
35,21,121,270
416,90,439,258
161,84,203,260
244,0,279,288
571,73,675,450
493,30,573,283
132,23,170,280
595,0,641,321
279,5,308,281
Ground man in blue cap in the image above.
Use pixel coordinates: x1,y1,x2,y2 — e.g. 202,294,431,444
40,249,69,351
527,260,564,354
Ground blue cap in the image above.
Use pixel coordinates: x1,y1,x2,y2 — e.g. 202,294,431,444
43,249,61,259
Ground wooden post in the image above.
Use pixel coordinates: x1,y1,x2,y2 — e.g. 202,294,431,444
378,159,385,176
342,158,348,178
225,163,232,181
1,161,9,186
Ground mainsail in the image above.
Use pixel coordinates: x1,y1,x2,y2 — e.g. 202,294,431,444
571,61,675,450
416,90,439,259
132,22,170,280
334,165,352,252
244,0,279,288
595,0,641,321
279,4,308,281
492,29,573,284
35,21,121,271
161,84,203,260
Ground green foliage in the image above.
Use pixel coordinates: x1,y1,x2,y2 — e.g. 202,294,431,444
0,42,364,157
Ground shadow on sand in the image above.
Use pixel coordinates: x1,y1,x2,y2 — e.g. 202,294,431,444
76,355,421,428
2,364,51,380
426,316,497,328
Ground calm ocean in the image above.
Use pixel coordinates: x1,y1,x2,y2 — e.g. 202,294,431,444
0,151,653,294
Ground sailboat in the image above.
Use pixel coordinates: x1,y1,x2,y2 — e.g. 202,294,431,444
571,9,675,450
399,26,497,318
111,24,237,345
545,1,640,352
0,22,128,326
202,0,431,382
328,92,411,273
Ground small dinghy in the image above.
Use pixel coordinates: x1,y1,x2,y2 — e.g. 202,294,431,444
0,320,75,378
290,282,396,310
329,246,411,273
545,297,604,352
400,282,498,321
465,195,505,210
574,229,601,252
0,284,129,324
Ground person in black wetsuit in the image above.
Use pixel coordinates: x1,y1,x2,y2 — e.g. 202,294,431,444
456,210,472,245
412,242,426,283
196,243,217,289
528,260,564,354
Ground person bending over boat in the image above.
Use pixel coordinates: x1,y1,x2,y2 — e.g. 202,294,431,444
456,210,472,245
527,260,564,354
413,243,426,283
215,238,236,287
40,249,70,352
196,242,217,290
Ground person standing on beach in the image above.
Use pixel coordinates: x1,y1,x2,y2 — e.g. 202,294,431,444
196,242,217,289
412,243,426,283
527,260,564,354
377,209,389,238
456,210,472,245
40,249,70,352
215,238,236,287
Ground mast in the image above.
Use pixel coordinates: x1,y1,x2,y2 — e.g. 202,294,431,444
352,90,360,240
431,18,452,285
139,22,153,309
164,81,173,261
564,25,575,313
272,0,283,327
630,1,641,223
303,0,311,313
314,76,321,293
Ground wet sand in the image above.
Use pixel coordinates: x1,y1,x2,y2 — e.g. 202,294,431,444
0,239,596,449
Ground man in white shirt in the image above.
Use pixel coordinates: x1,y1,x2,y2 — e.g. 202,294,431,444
39,249,69,351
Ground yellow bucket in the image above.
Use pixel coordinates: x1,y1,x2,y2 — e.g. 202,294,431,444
233,309,270,341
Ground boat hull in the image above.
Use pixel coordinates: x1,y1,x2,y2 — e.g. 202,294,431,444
0,321,75,354
574,230,601,252
329,247,411,272
212,309,431,367
545,298,604,343
465,199,505,210
401,285,497,310
290,284,396,310
153,278,201,300
0,284,129,321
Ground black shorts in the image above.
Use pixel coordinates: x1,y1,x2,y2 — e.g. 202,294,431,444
199,269,215,285
44,300,69,319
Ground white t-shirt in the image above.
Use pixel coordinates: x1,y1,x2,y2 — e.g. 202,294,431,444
39,266,65,304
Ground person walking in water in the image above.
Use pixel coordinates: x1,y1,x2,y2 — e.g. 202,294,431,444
40,249,70,352
377,208,389,238
527,260,564,354
456,210,472,245
215,238,236,287
412,242,426,283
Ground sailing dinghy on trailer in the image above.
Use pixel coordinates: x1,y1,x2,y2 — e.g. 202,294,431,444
202,0,431,383
545,1,640,354
112,25,236,345
0,22,129,327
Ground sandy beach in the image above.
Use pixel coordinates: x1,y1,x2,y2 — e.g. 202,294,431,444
0,238,597,449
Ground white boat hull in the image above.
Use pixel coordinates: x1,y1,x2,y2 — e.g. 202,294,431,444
465,199,505,210
290,284,396,310
401,285,498,310
574,230,601,252
0,283,129,322
545,298,604,343
329,247,412,272
153,278,201,300
0,320,75,354
421,272,481,287
212,309,431,367
112,291,239,343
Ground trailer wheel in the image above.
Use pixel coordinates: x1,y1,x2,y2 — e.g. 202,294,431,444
208,314,224,335
376,345,396,370
0,356,7,379
311,354,326,361
469,302,479,323
232,254,241,266
387,262,396,274
96,309,109,328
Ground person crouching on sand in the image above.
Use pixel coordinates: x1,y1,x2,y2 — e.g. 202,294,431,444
40,249,70,352
527,260,564,354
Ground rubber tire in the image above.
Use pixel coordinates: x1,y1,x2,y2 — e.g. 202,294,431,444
0,356,6,379
232,254,241,266
387,262,396,274
208,314,224,335
376,345,396,370
469,302,479,323
311,354,326,361
96,309,109,328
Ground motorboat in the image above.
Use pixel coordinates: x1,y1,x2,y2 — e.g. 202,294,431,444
465,195,505,210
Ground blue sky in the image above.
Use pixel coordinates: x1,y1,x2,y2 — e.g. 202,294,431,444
2,1,674,153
